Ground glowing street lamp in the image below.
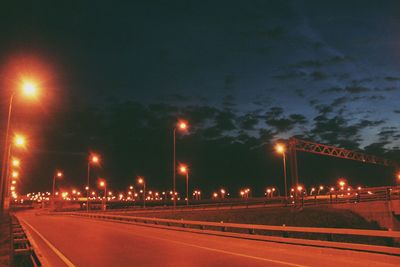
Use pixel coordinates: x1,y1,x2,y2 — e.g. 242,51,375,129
11,171,19,179
22,81,38,97
317,185,324,195
178,164,189,206
220,188,226,199
11,159,20,168
1,78,39,212
86,153,100,212
13,135,26,148
275,143,287,199
99,179,107,211
51,170,63,209
137,177,146,208
172,119,189,208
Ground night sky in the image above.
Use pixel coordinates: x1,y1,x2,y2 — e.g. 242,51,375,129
1,1,399,196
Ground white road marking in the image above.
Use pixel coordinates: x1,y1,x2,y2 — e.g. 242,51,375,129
19,217,76,267
142,234,309,267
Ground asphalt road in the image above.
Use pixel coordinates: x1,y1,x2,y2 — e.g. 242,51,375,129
17,210,399,267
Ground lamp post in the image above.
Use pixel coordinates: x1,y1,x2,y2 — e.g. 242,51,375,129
178,164,189,206
2,134,26,211
220,189,226,199
99,180,107,211
1,81,37,213
86,154,100,212
51,171,63,209
173,120,188,208
275,143,287,200
138,177,146,208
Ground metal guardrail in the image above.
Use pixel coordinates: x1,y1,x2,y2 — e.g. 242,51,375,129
10,215,41,267
67,212,400,245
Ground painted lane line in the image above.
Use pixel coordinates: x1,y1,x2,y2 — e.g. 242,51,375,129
19,218,76,267
143,234,309,267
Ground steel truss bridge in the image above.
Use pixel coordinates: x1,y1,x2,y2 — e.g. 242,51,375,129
287,137,398,187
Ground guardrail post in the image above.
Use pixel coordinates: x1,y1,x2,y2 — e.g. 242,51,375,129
386,188,391,201
248,229,255,234
326,233,333,241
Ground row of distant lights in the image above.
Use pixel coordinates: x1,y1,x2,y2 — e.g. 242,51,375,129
23,180,371,202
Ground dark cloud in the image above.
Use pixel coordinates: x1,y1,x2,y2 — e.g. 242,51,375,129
292,56,351,68
239,113,260,130
344,85,370,94
384,76,400,81
271,70,307,80
321,87,344,94
310,71,328,80
265,107,308,133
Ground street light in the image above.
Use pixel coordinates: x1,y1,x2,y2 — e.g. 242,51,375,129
1,134,27,211
178,164,189,206
220,188,226,199
86,153,100,212
173,119,188,208
137,177,146,208
275,143,287,200
99,179,107,211
11,159,20,167
51,171,63,209
1,79,38,212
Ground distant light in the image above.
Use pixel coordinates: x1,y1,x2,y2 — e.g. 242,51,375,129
11,171,19,178
297,185,303,192
275,143,285,154
177,120,188,131
179,164,188,174
12,159,20,167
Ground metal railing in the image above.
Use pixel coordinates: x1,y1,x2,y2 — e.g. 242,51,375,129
65,211,400,254
10,215,41,267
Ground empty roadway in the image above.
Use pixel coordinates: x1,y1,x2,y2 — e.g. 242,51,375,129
17,210,400,267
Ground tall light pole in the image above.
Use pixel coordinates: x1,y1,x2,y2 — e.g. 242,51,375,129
1,81,37,213
2,134,26,211
275,143,287,200
178,164,189,206
173,120,188,208
86,154,100,212
137,177,146,208
51,171,63,209
99,180,107,211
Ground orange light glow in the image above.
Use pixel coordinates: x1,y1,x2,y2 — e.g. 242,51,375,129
138,177,144,184
177,120,188,131
275,143,285,154
99,181,106,187
90,154,100,164
12,159,20,167
56,171,63,178
11,171,19,178
179,164,188,174
21,80,38,97
13,135,26,147
297,185,303,192
338,179,346,187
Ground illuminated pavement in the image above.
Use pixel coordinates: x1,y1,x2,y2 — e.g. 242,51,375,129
17,210,399,267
